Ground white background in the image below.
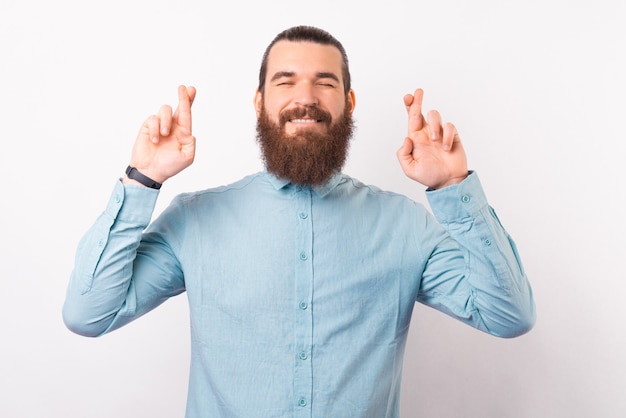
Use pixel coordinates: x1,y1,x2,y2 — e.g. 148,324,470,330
1,0,624,417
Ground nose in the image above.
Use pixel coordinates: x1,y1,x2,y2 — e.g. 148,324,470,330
293,82,318,107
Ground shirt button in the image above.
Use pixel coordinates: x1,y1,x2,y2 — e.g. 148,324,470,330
299,252,308,261
484,238,492,246
299,301,308,310
461,195,471,203
299,212,308,219
299,351,308,360
298,398,307,407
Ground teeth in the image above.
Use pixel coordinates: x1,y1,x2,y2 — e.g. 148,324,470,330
291,119,316,123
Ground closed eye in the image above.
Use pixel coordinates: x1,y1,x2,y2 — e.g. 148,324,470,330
316,72,340,88
271,71,295,86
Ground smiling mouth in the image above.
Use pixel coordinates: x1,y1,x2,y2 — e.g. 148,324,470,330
281,106,331,127
288,118,323,127
290,118,319,123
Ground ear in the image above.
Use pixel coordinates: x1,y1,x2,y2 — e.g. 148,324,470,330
254,89,263,118
347,89,356,115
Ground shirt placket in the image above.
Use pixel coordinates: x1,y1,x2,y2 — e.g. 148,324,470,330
293,186,314,417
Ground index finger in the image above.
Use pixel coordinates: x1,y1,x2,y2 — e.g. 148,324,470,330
406,88,424,133
174,85,196,131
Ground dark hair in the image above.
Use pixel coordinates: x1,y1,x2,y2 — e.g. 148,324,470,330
257,25,351,96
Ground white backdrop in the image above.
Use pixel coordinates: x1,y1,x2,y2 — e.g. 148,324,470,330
1,0,624,417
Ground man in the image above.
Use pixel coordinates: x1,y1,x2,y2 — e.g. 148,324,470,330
63,25,535,417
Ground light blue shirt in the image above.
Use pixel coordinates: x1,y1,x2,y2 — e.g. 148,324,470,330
63,171,535,418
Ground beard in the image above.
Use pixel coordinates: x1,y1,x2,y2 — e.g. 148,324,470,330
255,100,355,187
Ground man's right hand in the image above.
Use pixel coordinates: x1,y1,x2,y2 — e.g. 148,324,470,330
125,85,197,186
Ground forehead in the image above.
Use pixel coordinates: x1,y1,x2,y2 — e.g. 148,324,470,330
266,40,344,78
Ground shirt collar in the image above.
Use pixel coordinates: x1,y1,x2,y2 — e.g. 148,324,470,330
264,171,343,198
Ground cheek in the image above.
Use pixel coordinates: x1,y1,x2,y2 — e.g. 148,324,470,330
329,103,347,122
264,100,289,121
322,93,349,118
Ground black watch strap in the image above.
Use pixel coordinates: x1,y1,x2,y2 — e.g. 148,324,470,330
125,166,162,189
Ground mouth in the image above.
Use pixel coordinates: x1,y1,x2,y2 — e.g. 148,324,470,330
279,106,331,135
281,106,330,126
289,118,321,125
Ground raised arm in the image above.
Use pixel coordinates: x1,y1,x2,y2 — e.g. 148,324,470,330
63,86,195,337
397,89,535,337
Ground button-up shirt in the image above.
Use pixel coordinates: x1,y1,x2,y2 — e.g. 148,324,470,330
63,171,535,418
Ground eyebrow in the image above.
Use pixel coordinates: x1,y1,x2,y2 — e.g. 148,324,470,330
270,71,340,83
316,72,340,83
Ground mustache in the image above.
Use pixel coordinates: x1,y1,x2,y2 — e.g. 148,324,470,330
279,106,332,126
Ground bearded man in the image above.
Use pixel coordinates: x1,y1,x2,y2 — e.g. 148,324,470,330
63,25,535,418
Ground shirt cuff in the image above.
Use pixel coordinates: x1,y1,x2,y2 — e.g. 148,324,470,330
425,171,489,223
104,179,160,226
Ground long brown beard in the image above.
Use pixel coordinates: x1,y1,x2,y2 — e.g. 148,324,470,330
255,100,354,186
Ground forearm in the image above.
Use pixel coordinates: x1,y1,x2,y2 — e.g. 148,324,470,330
62,180,159,337
423,172,536,337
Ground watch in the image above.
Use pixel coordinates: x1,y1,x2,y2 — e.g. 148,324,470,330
125,166,162,189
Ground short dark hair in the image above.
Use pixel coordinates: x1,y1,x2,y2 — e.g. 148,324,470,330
257,25,351,96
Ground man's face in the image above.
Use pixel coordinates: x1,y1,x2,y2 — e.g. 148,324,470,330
254,40,356,186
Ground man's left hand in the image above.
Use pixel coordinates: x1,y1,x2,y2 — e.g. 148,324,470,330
396,88,468,189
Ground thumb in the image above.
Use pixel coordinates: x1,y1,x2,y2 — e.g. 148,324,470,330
396,137,414,160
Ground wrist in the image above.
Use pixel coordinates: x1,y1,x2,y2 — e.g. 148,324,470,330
427,172,470,190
